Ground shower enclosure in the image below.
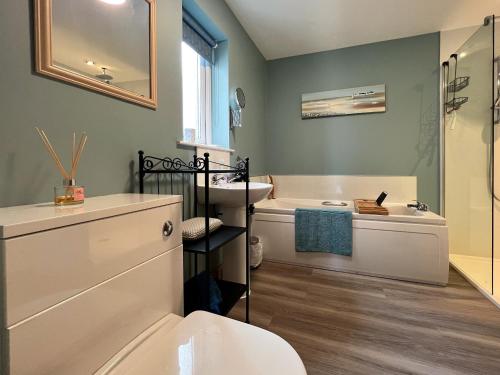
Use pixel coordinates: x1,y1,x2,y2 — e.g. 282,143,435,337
443,15,499,305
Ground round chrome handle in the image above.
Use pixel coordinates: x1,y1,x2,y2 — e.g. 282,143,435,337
162,220,173,237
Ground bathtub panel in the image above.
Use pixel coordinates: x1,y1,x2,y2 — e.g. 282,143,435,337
254,215,449,285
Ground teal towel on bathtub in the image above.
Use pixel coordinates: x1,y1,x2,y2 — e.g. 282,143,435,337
295,209,352,256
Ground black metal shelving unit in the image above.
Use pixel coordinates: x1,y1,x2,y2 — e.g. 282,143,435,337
138,151,250,323
184,226,247,254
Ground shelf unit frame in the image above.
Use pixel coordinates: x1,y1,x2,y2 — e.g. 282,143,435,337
138,150,250,323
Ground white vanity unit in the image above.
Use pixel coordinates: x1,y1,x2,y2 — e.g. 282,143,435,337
0,194,183,374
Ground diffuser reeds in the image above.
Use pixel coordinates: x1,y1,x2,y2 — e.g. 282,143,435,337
36,127,87,205
35,128,87,181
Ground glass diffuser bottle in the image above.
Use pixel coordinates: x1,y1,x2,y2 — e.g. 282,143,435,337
54,179,85,206
35,128,87,207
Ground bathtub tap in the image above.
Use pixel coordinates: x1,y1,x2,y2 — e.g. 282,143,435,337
407,201,429,211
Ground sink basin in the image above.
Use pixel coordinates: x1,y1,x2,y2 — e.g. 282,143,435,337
197,182,273,207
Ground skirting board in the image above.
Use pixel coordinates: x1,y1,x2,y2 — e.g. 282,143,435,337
264,259,447,287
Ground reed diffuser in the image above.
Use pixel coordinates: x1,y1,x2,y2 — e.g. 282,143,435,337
35,127,87,206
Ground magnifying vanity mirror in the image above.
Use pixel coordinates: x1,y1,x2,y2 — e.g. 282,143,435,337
231,88,246,129
34,0,157,109
235,87,246,109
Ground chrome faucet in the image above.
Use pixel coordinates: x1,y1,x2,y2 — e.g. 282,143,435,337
212,172,244,185
211,174,227,185
407,201,429,212
228,172,244,183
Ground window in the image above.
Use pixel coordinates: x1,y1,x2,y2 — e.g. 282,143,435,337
182,10,217,145
182,42,212,144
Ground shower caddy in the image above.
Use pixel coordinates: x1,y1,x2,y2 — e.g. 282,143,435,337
442,53,470,113
138,151,250,323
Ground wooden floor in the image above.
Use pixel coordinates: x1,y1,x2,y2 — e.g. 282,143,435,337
229,262,500,375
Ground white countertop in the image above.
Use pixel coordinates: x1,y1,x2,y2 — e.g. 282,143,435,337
0,194,183,239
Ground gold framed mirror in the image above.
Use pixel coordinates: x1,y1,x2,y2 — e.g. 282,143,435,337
34,0,157,109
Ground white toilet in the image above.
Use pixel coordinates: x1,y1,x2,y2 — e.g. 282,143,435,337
97,311,306,375
0,194,306,374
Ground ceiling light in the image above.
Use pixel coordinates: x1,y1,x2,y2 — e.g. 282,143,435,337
85,59,96,66
459,52,467,58
96,67,113,83
100,0,126,5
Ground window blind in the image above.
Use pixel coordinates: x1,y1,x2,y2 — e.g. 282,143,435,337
182,9,217,64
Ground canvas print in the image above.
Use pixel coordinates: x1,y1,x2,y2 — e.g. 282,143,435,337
301,84,386,119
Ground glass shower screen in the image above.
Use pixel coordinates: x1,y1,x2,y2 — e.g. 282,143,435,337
445,18,494,294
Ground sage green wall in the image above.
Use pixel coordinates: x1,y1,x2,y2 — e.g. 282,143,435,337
195,0,267,170
265,33,441,211
0,1,439,210
0,0,266,207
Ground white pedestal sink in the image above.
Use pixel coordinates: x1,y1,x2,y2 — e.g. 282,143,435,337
197,182,273,285
196,182,273,206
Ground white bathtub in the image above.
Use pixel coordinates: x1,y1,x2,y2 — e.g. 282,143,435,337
253,198,449,285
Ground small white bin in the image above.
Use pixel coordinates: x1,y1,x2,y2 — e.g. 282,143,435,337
250,236,263,269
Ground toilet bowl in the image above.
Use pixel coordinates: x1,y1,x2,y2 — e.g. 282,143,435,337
96,310,307,375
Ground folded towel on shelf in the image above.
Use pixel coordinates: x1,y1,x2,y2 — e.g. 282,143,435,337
295,208,352,256
182,217,222,240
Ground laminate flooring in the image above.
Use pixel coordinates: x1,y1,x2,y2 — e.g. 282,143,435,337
229,262,500,375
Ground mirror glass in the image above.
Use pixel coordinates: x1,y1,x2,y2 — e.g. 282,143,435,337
51,0,152,99
235,88,246,108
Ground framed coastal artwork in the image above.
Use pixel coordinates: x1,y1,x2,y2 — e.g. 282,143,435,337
301,84,386,119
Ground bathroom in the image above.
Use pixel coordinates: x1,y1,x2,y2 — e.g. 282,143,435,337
1,0,500,374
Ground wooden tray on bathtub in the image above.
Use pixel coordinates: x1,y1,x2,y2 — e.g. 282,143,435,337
354,199,389,215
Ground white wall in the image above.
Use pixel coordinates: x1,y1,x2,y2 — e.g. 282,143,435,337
269,175,417,203
440,26,479,63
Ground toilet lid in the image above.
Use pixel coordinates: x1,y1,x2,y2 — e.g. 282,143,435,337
97,311,306,375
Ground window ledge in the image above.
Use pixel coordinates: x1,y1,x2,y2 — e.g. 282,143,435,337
177,140,235,153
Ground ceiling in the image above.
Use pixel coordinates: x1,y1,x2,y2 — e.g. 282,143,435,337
224,0,500,60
